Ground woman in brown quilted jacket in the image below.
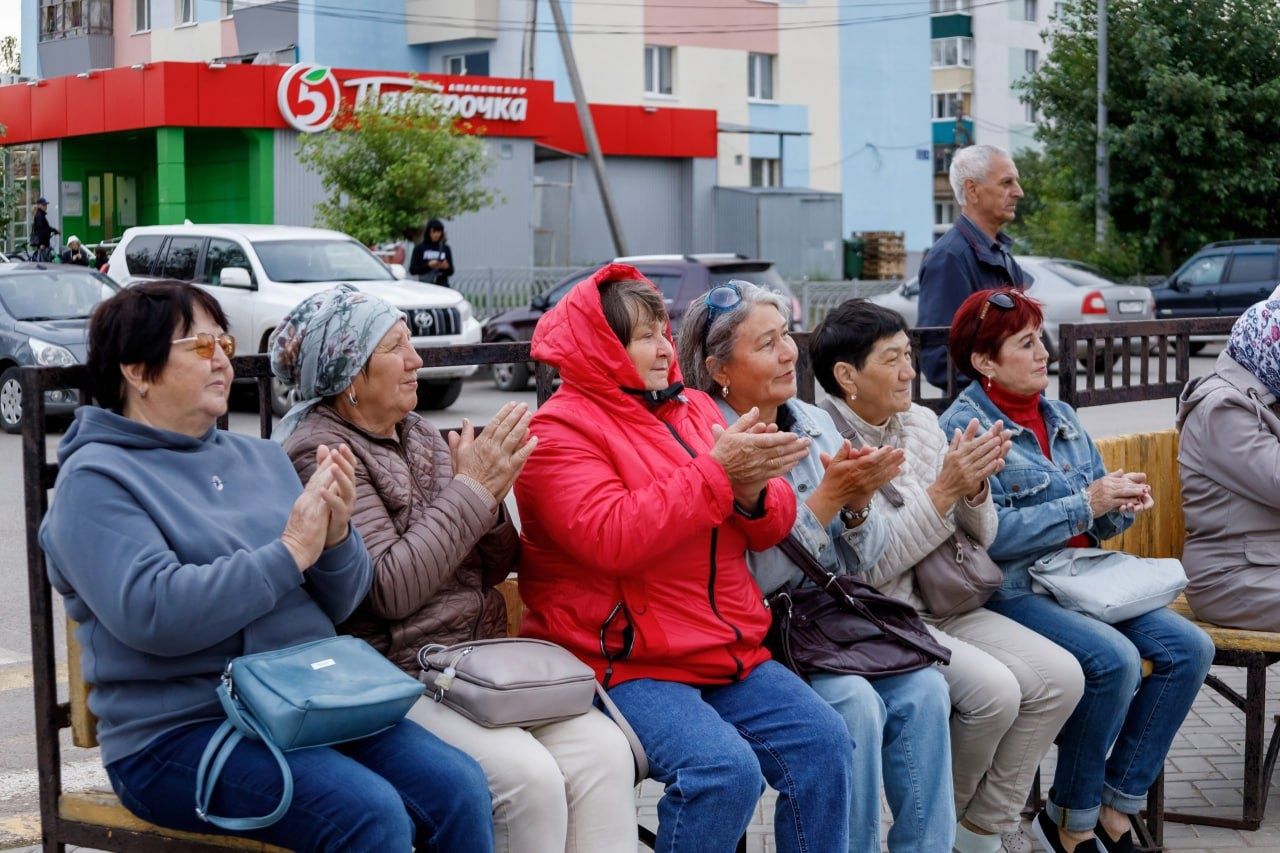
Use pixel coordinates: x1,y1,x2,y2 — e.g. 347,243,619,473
270,286,638,853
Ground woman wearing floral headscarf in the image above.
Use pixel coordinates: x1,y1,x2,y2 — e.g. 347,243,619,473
269,285,639,853
1177,299,1280,630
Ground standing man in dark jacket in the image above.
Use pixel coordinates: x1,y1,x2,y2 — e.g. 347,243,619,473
409,218,454,287
31,197,59,262
918,145,1027,387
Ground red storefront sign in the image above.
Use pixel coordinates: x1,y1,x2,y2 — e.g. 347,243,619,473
0,62,716,159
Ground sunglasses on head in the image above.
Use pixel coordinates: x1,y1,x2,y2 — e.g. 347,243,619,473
172,332,236,360
968,291,1017,351
701,283,744,352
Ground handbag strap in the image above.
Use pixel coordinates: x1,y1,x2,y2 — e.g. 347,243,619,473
195,685,295,831
594,682,650,784
819,399,905,507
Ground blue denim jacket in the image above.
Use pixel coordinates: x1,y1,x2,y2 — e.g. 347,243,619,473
717,397,890,595
938,384,1132,596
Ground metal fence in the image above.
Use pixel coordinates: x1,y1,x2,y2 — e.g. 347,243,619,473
452,266,904,327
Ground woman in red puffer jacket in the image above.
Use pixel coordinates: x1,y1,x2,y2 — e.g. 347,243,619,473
515,264,854,853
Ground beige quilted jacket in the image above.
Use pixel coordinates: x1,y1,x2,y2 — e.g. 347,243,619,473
285,404,518,672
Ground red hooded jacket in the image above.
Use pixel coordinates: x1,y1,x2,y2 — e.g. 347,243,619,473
514,264,796,687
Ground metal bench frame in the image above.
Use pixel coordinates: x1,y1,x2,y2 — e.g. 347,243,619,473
22,318,1233,851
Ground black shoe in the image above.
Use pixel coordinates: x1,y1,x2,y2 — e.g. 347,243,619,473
1093,821,1135,853
1029,809,1102,853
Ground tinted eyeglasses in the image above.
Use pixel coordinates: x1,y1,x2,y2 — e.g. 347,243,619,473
172,332,236,360
968,291,1016,351
701,283,744,351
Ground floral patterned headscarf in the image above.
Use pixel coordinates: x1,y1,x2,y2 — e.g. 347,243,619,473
269,284,404,442
1227,299,1280,399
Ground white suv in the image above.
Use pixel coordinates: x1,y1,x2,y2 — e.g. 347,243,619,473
106,224,481,411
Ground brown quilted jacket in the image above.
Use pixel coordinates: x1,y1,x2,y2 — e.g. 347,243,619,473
284,404,518,672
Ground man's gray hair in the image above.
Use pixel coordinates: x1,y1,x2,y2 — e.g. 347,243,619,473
676,280,791,395
949,144,1009,207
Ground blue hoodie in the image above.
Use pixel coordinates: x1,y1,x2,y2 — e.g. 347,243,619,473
39,406,372,765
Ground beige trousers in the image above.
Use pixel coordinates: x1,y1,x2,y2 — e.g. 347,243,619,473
408,698,638,853
930,606,1085,833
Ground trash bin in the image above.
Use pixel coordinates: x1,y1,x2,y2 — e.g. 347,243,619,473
843,238,864,280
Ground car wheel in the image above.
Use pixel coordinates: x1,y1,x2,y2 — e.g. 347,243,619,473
417,378,464,411
0,367,25,435
1188,341,1208,356
491,360,530,392
1081,353,1112,374
271,377,302,418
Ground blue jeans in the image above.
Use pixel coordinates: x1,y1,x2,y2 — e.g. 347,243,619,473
106,719,494,852
810,666,955,852
609,660,852,853
986,592,1214,831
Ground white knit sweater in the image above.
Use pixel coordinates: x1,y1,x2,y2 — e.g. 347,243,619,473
825,399,998,613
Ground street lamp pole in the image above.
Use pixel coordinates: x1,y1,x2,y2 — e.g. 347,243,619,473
1096,0,1109,243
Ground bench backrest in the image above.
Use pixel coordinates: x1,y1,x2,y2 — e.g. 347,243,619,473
1094,430,1185,560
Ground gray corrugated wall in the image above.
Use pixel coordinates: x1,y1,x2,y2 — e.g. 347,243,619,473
273,130,328,228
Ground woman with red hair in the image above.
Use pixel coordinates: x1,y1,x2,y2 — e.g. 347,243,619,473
940,288,1213,853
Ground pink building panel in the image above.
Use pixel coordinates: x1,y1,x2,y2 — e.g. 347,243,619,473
221,17,239,57
113,0,150,67
645,0,778,54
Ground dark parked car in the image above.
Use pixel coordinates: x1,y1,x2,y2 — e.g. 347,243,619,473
481,255,803,391
0,266,120,433
1149,239,1280,352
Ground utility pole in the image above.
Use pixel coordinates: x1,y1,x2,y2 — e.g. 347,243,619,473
547,0,629,257
1095,0,1109,243
520,0,537,78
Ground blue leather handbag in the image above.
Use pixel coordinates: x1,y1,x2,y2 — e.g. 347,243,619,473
194,635,425,831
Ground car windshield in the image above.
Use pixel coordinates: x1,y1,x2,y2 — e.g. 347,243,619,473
1046,260,1121,288
252,239,394,283
0,271,118,320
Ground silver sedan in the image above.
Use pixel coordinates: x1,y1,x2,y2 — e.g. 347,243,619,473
870,256,1156,370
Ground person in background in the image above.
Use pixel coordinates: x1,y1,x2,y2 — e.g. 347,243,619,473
1177,299,1280,630
61,235,93,266
516,264,854,853
94,246,110,272
410,219,454,287
940,287,1213,853
918,145,1027,388
31,197,59,262
272,285,638,853
40,280,493,852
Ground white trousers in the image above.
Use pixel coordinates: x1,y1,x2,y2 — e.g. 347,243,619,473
408,697,638,853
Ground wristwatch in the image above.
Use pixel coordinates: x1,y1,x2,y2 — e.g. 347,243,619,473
839,504,872,527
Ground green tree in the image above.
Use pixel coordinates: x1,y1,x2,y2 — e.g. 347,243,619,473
298,85,496,247
0,37,19,75
1018,0,1280,274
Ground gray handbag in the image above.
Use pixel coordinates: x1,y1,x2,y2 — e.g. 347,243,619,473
1029,547,1188,624
418,638,649,781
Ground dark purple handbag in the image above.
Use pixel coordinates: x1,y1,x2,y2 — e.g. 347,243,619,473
764,535,951,680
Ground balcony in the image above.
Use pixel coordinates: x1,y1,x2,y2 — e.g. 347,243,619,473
37,1,113,77
233,0,300,58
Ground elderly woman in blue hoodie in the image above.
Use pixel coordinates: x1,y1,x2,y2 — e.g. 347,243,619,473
39,280,493,852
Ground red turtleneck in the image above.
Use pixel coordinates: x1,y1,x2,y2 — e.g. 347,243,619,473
986,381,1090,548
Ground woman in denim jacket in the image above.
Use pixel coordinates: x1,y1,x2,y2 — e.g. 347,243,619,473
939,288,1213,853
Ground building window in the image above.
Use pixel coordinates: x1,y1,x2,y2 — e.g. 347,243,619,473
1023,0,1038,20
644,45,674,96
1025,49,1039,73
446,52,490,76
1053,1,1067,18
934,201,957,227
930,0,971,12
934,145,956,176
135,0,149,30
748,52,775,100
177,0,194,24
222,0,234,15
750,158,781,187
931,37,973,68
932,91,965,119
39,0,113,40
4,145,41,253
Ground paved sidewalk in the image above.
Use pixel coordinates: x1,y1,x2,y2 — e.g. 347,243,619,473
9,663,1280,853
